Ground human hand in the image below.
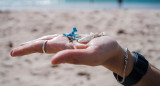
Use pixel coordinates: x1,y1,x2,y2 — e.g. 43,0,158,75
11,34,120,66
11,34,158,86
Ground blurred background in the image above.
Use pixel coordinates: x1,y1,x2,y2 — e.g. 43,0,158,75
0,0,160,9
0,0,160,86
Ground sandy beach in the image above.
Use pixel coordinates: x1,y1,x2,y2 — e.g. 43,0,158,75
0,10,160,86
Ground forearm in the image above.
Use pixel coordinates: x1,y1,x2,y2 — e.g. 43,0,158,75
135,64,160,86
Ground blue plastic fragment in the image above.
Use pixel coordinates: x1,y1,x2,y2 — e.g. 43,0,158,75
73,27,77,32
63,27,81,42
63,33,67,37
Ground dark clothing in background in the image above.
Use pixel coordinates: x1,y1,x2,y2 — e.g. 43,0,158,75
118,0,122,3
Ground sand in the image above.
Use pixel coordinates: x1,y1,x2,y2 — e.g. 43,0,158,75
0,10,160,86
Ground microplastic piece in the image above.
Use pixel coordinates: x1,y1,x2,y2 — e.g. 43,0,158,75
73,27,77,32
63,27,81,42
63,27,105,43
78,32,106,43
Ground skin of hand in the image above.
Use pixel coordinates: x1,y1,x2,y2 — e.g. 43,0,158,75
11,34,125,73
11,34,119,65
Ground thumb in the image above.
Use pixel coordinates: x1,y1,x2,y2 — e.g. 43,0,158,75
51,48,93,65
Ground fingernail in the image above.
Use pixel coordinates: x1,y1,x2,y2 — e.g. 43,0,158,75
52,60,63,65
52,60,59,65
51,61,58,65
10,50,14,57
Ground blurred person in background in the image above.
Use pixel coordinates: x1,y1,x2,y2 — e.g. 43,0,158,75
118,0,123,8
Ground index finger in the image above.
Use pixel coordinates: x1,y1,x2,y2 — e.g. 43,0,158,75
11,40,45,57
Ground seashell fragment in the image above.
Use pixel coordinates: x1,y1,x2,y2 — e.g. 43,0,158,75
78,32,106,43
78,34,94,43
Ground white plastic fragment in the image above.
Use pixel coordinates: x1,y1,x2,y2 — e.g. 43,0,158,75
78,32,106,43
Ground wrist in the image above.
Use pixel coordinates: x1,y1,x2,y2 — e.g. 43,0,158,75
102,45,135,77
114,51,149,85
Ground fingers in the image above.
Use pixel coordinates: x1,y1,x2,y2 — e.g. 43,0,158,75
11,34,89,57
11,39,62,56
20,34,59,46
11,39,88,57
51,47,94,65
20,40,39,46
11,40,44,56
38,34,59,40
